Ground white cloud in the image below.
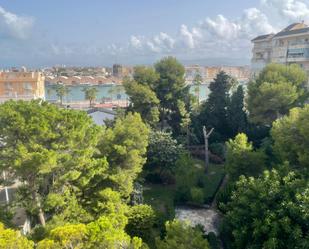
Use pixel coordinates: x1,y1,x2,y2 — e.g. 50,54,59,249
262,0,309,21
0,6,34,39
116,0,284,60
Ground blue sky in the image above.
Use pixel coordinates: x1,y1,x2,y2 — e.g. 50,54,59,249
0,0,309,67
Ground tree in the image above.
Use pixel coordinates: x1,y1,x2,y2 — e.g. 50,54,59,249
124,80,160,126
37,224,87,249
145,131,183,182
55,83,70,105
194,71,233,142
227,85,247,137
225,133,266,181
271,105,309,172
154,57,192,133
83,87,99,107
193,72,203,105
155,220,210,249
221,170,309,249
0,223,34,249
133,65,159,89
247,63,308,125
126,204,156,243
0,100,102,226
98,113,149,198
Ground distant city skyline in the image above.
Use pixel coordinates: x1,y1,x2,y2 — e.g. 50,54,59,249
1,0,309,67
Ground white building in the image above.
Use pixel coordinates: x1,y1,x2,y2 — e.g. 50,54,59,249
252,22,309,77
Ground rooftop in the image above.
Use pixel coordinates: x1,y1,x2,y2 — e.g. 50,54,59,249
252,22,309,42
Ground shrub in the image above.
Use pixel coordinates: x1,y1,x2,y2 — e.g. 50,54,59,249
126,204,156,243
207,232,220,249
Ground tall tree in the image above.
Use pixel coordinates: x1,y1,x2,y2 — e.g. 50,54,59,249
193,72,203,105
83,87,99,107
154,57,192,133
55,84,70,105
247,63,308,125
0,100,101,226
194,71,233,142
98,113,149,198
124,79,160,127
227,85,248,137
271,105,309,172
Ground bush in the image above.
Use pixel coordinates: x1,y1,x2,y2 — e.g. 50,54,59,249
207,232,220,249
145,131,183,183
216,183,235,213
126,204,156,243
175,154,199,204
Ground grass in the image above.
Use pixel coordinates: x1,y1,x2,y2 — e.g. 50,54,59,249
143,184,176,219
184,158,225,204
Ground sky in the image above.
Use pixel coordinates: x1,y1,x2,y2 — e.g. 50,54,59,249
1,0,309,67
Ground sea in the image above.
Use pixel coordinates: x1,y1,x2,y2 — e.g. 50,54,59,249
45,84,211,103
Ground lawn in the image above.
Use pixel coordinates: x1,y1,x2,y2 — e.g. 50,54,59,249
143,184,176,220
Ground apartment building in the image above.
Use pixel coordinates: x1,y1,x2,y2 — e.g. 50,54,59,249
112,64,133,78
0,71,45,102
252,22,309,77
185,65,250,85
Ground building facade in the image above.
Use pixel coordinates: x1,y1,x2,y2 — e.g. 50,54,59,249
0,71,45,102
252,22,309,77
185,65,250,85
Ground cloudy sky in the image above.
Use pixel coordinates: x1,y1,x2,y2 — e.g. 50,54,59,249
1,0,309,67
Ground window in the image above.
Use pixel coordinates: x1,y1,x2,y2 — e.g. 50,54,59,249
23,82,33,95
4,82,13,90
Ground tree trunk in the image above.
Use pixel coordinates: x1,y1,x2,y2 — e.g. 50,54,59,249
205,136,209,173
203,126,214,174
32,191,46,226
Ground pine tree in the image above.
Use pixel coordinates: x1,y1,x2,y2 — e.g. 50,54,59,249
227,85,247,137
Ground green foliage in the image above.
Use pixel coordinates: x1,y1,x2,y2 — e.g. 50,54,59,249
0,100,101,225
225,133,266,181
37,224,87,249
87,213,143,249
154,57,192,135
222,170,309,249
98,112,149,198
0,223,34,249
83,87,99,107
207,232,220,249
227,85,247,136
124,80,160,126
190,187,204,205
247,63,308,125
209,143,225,159
175,155,224,205
193,71,234,142
145,131,183,183
193,72,203,105
124,58,192,136
126,204,156,242
54,84,70,105
155,220,210,249
271,105,309,172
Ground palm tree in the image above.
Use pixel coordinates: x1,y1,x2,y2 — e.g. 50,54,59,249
55,83,70,105
193,72,203,105
83,86,99,107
